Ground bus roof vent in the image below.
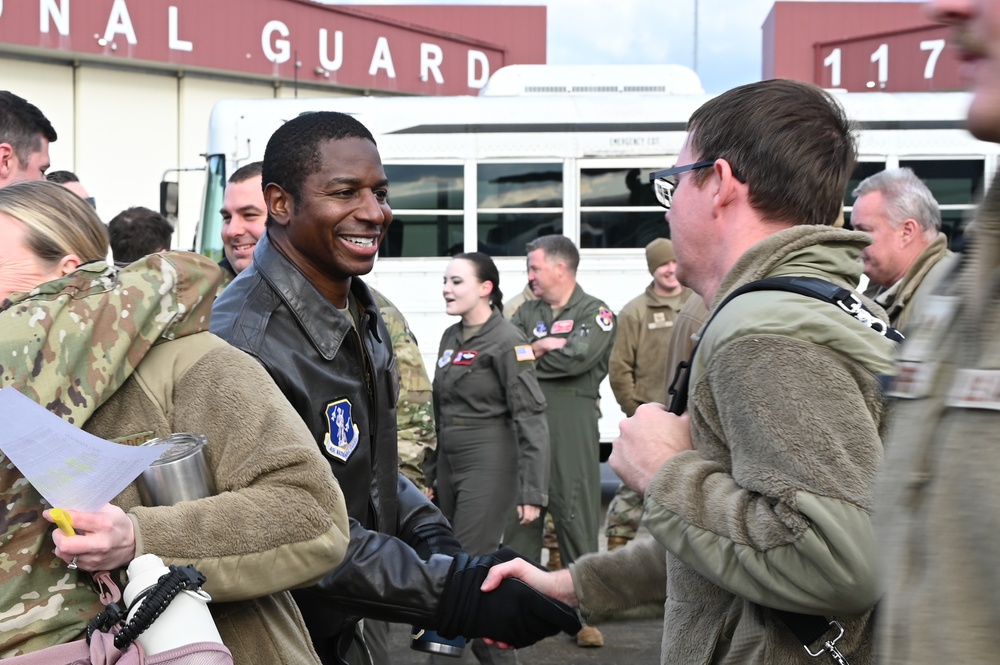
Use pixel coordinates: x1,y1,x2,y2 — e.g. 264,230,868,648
524,86,569,94
480,64,704,97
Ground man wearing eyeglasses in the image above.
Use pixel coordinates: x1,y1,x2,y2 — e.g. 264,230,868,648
482,79,895,665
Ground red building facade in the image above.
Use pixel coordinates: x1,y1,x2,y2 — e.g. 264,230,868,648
763,1,963,93
0,0,546,96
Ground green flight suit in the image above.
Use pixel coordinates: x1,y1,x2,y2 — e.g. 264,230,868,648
505,284,616,566
432,308,549,555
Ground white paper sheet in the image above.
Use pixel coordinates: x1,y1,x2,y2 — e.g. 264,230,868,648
0,387,165,512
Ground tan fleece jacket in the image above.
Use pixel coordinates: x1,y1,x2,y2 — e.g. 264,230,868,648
877,174,1000,664
572,226,895,665
85,333,350,665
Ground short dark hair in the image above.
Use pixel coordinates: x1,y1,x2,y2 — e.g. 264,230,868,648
107,206,174,265
525,234,580,274
45,170,79,185
454,252,504,309
0,91,57,166
262,112,376,206
687,79,857,228
229,161,263,185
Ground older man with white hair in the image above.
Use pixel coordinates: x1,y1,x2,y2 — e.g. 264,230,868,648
851,167,955,330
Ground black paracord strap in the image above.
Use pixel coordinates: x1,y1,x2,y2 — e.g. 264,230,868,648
113,564,207,651
86,603,122,643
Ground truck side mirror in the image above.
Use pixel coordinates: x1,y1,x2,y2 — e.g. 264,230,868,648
160,181,179,218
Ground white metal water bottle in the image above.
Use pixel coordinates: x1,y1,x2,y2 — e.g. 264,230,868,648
123,554,224,655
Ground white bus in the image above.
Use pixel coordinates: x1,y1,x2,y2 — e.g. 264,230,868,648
195,87,998,444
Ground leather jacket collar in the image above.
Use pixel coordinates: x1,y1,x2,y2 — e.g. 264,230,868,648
255,232,383,359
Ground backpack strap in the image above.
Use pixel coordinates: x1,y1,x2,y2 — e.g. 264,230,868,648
667,276,902,414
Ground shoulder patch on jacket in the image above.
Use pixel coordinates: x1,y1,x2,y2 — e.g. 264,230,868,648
515,344,535,362
596,307,614,332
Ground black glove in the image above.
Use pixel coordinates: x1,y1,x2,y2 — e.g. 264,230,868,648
437,547,582,647
409,522,463,560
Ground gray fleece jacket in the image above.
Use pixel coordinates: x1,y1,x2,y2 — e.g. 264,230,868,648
572,226,896,664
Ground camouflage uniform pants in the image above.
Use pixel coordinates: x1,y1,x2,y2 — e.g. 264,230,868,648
605,483,644,540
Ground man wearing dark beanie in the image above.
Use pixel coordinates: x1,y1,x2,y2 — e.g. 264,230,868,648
605,238,692,551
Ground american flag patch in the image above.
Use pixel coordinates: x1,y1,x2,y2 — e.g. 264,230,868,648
515,344,535,362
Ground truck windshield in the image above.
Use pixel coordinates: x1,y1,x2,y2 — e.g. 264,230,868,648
198,154,226,261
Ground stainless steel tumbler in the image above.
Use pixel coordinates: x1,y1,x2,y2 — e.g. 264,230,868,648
137,433,216,506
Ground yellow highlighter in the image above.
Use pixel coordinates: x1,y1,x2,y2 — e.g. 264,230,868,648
50,508,76,536
50,509,79,570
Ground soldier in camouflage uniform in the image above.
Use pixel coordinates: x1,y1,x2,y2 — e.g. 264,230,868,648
0,192,217,653
0,249,221,655
0,182,348,661
370,289,436,490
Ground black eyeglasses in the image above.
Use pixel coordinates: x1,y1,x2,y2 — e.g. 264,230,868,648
648,161,715,209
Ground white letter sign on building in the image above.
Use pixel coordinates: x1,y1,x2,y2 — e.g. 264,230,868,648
468,50,489,89
319,28,343,72
262,19,290,64
420,42,444,84
104,0,137,45
0,1,541,95
369,35,396,78
169,6,192,52
40,0,68,36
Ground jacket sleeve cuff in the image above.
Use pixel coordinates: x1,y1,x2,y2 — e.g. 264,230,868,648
128,513,145,558
569,539,667,620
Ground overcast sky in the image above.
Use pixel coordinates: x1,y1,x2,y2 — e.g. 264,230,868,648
332,0,928,93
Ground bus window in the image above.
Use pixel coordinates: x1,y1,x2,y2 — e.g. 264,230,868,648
478,212,562,256
940,209,972,251
899,159,984,205
386,165,463,209
581,211,668,249
902,159,984,249
580,167,666,249
381,214,464,257
844,162,886,206
477,163,563,208
477,163,563,255
381,164,463,257
580,168,658,207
